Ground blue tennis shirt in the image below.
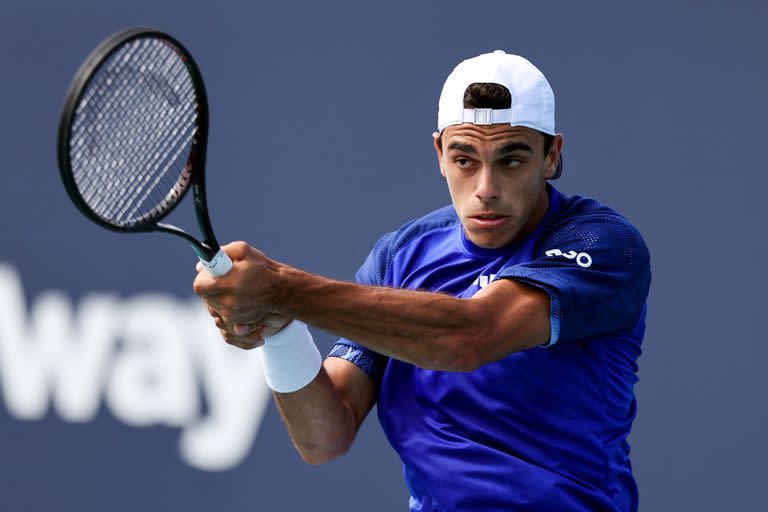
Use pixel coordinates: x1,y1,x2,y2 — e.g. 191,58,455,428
329,186,651,511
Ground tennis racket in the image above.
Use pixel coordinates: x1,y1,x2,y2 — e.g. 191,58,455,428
57,27,232,276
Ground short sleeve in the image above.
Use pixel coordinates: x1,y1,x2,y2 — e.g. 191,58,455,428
497,213,651,346
326,233,394,383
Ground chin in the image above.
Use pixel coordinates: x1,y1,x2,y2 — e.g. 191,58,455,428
471,232,517,249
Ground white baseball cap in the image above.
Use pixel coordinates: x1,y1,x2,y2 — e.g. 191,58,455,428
437,50,562,178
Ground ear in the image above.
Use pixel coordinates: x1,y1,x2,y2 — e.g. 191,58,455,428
544,134,564,179
433,131,446,177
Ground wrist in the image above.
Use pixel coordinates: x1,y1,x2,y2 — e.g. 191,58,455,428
266,260,302,317
258,320,321,393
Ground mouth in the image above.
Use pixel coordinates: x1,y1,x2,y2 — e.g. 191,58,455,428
468,212,509,229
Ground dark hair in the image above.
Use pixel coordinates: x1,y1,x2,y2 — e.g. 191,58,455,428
439,82,554,155
463,82,512,110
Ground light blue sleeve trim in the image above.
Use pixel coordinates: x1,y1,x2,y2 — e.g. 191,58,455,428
541,288,561,348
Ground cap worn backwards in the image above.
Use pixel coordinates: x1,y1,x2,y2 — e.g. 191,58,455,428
437,50,561,178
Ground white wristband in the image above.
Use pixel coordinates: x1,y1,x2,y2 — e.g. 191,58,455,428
258,320,322,393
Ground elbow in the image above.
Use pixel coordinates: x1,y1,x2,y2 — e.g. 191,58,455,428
295,432,355,466
299,444,350,466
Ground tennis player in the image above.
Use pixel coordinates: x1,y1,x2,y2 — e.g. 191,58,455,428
194,50,651,512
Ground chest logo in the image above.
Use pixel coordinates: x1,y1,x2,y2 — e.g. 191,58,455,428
545,248,593,268
472,273,497,288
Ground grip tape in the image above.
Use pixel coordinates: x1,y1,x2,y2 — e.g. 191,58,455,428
199,249,233,277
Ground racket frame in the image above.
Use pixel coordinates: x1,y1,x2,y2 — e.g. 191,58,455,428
57,27,222,262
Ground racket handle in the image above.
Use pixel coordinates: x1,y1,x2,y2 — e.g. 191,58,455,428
199,248,233,277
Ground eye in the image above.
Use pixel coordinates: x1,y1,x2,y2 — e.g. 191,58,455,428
455,157,474,168
501,157,524,168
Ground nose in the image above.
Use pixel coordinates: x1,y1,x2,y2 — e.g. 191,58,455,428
474,166,500,202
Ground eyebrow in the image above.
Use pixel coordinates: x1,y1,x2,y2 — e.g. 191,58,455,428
445,141,534,155
497,142,534,154
446,142,478,154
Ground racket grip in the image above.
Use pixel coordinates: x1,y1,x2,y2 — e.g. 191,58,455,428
199,249,233,277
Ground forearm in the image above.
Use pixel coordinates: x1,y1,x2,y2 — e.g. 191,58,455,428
194,242,547,372
272,366,358,465
274,264,489,371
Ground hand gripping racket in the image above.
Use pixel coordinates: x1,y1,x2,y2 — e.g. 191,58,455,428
57,27,232,276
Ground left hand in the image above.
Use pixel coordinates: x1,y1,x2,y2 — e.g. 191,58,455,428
207,304,292,350
194,241,288,336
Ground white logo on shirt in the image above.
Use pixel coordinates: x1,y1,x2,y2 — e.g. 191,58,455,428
472,273,497,288
545,248,593,268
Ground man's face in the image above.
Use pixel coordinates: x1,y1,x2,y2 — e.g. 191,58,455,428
434,124,562,249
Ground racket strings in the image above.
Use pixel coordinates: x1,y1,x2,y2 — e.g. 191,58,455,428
76,40,196,223
73,65,194,222
68,37,199,227
72,41,164,209
73,38,194,207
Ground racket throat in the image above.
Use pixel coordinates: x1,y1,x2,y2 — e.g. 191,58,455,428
155,222,217,260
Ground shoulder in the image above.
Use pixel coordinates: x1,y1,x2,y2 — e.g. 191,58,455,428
497,192,651,344
389,205,459,252
537,192,650,270
362,205,459,284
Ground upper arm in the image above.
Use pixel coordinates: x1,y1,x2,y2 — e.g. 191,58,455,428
466,278,552,366
323,357,377,429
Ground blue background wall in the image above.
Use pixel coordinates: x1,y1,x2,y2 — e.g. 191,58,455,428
0,1,766,510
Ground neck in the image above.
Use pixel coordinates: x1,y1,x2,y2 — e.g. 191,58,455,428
515,186,550,242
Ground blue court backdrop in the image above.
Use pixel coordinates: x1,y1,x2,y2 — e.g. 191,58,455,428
0,1,765,510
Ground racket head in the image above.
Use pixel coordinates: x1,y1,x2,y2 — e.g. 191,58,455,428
57,27,209,234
